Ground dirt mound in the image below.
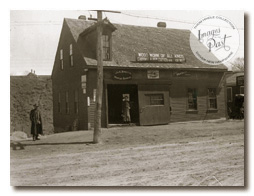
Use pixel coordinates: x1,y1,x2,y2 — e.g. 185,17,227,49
10,131,28,141
10,75,54,136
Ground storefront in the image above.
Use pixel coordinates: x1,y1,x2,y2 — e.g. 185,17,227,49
52,17,228,132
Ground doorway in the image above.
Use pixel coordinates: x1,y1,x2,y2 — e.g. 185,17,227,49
107,84,139,124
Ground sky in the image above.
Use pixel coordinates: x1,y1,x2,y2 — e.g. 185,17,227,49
10,10,244,75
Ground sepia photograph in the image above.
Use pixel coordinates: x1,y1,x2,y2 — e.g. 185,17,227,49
8,6,248,189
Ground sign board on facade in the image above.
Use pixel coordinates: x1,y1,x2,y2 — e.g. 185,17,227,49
173,71,191,77
136,53,185,63
147,70,159,79
114,70,132,80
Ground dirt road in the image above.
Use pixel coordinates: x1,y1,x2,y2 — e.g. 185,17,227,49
10,120,244,186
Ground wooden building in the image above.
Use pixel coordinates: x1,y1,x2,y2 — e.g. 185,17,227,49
51,17,228,132
226,71,244,119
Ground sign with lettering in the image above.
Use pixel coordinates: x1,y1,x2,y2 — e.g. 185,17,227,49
173,71,191,77
114,70,132,80
136,53,185,63
147,70,159,79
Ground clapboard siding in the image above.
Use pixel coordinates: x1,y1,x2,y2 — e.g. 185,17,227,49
170,72,226,122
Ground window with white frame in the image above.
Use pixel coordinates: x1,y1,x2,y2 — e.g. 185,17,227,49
60,49,64,70
69,44,74,66
208,88,217,109
187,88,197,110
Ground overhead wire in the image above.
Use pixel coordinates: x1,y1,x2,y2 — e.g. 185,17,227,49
120,11,244,30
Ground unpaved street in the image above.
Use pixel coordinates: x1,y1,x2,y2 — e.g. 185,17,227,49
10,120,244,186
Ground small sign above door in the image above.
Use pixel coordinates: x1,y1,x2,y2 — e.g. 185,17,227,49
114,70,132,80
147,70,159,79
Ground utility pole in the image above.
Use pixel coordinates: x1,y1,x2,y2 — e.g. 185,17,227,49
91,10,121,144
93,10,103,144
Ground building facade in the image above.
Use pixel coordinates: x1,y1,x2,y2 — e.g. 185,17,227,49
51,17,228,132
226,71,244,119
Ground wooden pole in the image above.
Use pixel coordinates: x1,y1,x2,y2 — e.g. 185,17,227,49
93,11,103,144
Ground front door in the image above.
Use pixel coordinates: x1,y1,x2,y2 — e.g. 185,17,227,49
138,85,170,125
107,84,139,124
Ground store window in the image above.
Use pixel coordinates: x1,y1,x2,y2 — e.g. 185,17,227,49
145,94,164,105
187,88,197,110
208,88,217,109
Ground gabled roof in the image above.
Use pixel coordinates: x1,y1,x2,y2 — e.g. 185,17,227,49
64,18,228,71
80,18,117,37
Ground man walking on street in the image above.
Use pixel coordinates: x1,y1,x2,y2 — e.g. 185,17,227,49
30,104,43,141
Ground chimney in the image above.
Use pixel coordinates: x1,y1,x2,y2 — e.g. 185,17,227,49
78,15,87,20
157,22,166,28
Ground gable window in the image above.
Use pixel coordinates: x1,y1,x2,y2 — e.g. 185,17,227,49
227,87,232,102
187,88,197,110
69,44,74,66
74,90,78,114
208,88,217,109
60,49,64,70
102,35,110,60
65,91,69,114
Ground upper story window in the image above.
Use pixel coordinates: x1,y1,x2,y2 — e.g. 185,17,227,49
208,88,217,109
187,88,197,110
102,35,110,60
60,49,64,70
69,44,74,66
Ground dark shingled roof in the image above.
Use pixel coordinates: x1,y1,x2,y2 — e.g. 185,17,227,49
65,18,227,71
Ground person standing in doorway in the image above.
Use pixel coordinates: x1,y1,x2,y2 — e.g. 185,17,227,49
30,104,43,141
122,96,131,124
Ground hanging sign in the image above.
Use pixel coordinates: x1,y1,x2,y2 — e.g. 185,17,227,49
136,53,185,63
114,70,132,80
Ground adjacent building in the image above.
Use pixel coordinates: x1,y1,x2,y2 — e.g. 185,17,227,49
226,71,244,119
51,17,228,132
